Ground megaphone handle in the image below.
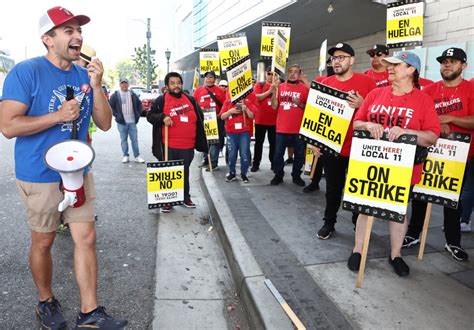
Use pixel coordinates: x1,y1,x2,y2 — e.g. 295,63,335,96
58,191,76,212
66,86,78,140
164,125,169,161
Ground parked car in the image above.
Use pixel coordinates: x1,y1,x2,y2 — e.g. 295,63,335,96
130,86,157,116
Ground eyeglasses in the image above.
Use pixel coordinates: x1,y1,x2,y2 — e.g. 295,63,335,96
369,51,385,58
266,72,273,75
330,55,351,62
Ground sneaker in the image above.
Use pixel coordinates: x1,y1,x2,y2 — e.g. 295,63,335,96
36,297,67,330
347,252,361,271
402,235,420,248
317,223,334,240
284,158,293,166
161,205,173,213
241,175,249,183
250,165,259,172
75,306,127,329
226,173,236,182
303,182,320,193
183,200,196,208
388,257,409,277
135,156,145,163
292,176,305,187
121,156,129,163
445,244,469,261
460,221,471,233
205,163,219,172
270,175,283,185
198,161,209,168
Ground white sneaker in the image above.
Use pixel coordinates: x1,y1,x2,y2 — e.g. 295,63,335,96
135,156,145,163
122,156,129,163
460,221,471,233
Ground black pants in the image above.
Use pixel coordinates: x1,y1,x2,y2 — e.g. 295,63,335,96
322,153,358,226
409,199,461,246
168,147,195,202
253,124,276,168
311,154,324,184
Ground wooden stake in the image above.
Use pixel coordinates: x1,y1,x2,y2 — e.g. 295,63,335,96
357,216,374,289
164,125,169,161
418,202,432,260
310,156,318,178
207,153,213,173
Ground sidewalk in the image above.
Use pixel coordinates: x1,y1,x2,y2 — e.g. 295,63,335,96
200,147,474,329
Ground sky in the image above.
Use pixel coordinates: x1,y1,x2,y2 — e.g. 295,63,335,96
0,1,173,70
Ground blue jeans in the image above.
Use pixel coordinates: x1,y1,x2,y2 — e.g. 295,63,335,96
273,133,306,178
201,144,220,165
227,132,251,176
461,159,474,223
117,122,140,157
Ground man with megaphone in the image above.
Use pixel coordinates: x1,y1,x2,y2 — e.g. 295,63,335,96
0,6,127,330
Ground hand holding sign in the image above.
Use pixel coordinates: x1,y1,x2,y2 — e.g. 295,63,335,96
346,91,363,108
163,116,174,127
365,122,384,140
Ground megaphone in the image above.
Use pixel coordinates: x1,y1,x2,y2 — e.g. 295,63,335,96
44,140,95,212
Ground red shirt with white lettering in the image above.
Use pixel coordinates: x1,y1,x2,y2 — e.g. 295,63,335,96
355,86,441,184
423,79,474,158
275,81,309,134
193,85,226,114
162,93,197,149
221,92,258,134
253,82,277,126
322,73,377,157
364,69,390,88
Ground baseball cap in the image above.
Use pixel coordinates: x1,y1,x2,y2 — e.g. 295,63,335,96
218,80,228,87
436,48,467,63
328,43,355,57
366,44,389,56
381,51,421,73
79,44,96,64
120,78,129,84
39,6,90,36
204,71,217,78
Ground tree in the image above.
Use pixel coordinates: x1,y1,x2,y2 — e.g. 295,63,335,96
132,44,158,87
114,59,135,85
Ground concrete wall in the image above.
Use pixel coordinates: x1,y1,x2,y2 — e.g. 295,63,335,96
288,0,474,79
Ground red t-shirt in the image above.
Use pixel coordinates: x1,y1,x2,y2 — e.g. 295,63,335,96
423,80,474,158
322,73,377,157
419,77,434,90
220,92,258,134
355,86,441,184
253,82,277,126
314,75,327,83
275,81,309,134
162,94,197,149
193,85,226,114
364,69,390,88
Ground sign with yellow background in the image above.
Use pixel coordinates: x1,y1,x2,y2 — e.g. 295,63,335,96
304,146,314,175
260,21,291,58
199,49,220,77
271,30,287,77
386,0,424,48
227,56,254,104
217,32,249,72
203,108,219,144
147,161,184,209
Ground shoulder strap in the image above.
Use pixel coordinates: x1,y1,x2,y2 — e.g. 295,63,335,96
205,87,222,109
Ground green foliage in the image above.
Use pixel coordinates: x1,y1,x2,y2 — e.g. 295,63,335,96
132,44,158,86
114,59,136,85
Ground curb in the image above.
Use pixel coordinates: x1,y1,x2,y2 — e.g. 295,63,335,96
200,170,293,330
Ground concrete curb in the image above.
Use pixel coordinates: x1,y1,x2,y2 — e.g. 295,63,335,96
200,170,293,330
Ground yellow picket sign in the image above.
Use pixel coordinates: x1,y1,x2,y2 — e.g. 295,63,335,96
203,108,219,144
147,161,185,209
217,33,249,72
386,0,424,48
199,49,220,77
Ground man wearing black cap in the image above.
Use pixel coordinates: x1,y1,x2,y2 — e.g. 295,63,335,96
404,47,473,261
193,70,226,170
364,44,390,88
0,6,127,329
316,42,376,240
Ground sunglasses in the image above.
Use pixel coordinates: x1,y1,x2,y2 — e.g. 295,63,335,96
369,51,386,58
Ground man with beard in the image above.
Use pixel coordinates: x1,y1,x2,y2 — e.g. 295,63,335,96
270,64,310,186
364,44,390,88
147,72,208,213
404,48,474,261
316,43,376,239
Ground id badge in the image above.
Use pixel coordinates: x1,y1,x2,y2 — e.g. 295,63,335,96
283,103,291,110
210,102,216,107
235,123,243,130
180,116,189,122
267,101,272,106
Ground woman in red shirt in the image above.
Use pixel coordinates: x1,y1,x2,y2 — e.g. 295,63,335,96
348,51,440,277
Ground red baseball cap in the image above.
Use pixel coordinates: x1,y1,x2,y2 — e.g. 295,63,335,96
38,6,90,36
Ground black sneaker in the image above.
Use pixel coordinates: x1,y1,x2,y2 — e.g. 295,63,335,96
292,176,305,187
241,174,249,183
402,235,420,248
303,182,319,193
270,175,283,185
205,163,218,172
388,257,409,277
317,223,334,240
226,173,236,182
75,306,127,329
250,165,259,172
445,244,469,261
198,161,209,168
347,252,361,271
36,297,67,330
284,158,293,166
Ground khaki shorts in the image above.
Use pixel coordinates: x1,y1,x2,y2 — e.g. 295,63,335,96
16,173,96,233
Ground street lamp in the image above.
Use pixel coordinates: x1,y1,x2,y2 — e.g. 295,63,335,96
132,18,152,90
165,49,171,73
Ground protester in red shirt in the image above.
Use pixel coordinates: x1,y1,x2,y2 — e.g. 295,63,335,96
220,92,258,183
315,43,376,240
251,67,278,172
269,64,310,187
193,71,226,170
350,51,440,277
419,77,434,90
405,48,474,261
364,44,390,88
147,72,208,213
